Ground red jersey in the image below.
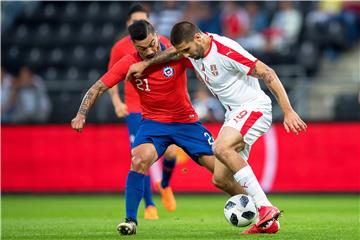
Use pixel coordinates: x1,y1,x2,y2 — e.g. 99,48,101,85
108,35,171,113
101,52,198,123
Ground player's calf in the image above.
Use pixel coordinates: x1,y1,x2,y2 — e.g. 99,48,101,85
212,175,244,196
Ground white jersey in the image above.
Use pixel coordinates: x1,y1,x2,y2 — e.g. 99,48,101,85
188,33,272,117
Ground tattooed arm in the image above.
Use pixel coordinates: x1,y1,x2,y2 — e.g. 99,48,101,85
71,80,108,132
250,60,307,135
145,46,181,65
125,47,180,80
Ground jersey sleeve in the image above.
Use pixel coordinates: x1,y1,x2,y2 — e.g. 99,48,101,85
213,36,257,75
108,43,127,70
159,35,172,48
101,54,136,88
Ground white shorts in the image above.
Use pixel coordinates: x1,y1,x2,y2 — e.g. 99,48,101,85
220,106,272,160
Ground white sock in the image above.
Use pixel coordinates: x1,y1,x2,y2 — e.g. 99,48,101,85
233,166,272,207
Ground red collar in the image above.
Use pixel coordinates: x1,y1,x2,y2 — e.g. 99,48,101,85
203,33,213,58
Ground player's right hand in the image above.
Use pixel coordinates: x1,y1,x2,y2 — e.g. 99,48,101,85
71,114,86,132
125,61,149,81
283,110,307,135
114,102,129,118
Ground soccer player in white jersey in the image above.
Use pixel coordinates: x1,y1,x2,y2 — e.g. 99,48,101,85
168,21,307,234
125,21,307,234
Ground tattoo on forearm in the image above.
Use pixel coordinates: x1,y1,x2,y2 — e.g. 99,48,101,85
78,80,108,116
251,62,291,111
78,90,94,115
252,65,275,84
146,47,178,66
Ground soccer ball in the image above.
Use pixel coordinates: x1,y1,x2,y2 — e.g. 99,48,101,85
224,194,258,227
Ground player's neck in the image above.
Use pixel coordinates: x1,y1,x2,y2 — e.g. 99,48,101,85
203,34,212,55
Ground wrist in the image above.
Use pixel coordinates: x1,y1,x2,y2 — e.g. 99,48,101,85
283,107,294,114
143,60,151,67
77,112,86,119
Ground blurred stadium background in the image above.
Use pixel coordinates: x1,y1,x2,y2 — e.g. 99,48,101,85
2,1,359,124
2,0,359,194
1,1,360,239
1,1,360,192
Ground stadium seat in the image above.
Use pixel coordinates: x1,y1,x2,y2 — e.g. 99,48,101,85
48,91,82,122
334,94,360,120
43,67,59,81
7,1,341,123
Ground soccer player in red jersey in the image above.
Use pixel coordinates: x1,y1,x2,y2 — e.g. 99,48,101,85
107,4,177,219
71,20,246,235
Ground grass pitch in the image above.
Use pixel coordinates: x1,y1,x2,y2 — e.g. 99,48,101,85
1,194,359,239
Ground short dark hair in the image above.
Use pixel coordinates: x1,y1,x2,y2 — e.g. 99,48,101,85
128,20,155,41
127,4,149,20
170,21,201,46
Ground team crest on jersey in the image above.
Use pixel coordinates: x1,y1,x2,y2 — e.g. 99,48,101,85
163,66,174,78
210,64,218,76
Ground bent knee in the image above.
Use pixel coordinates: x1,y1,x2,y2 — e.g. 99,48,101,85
212,140,245,157
131,154,151,173
234,142,245,153
163,149,177,160
212,143,229,158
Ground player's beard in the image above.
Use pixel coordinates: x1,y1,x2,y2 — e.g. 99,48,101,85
140,51,156,60
146,53,156,59
144,43,160,59
192,43,205,60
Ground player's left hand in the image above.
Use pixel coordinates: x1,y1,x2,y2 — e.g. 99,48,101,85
283,110,307,135
114,102,129,118
125,61,149,81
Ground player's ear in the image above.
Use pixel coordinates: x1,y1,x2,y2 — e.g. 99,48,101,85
126,19,133,27
194,33,201,41
194,33,203,44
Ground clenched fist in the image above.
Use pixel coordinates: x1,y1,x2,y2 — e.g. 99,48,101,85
71,114,86,132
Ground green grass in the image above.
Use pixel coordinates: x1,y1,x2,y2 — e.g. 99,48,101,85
1,194,359,240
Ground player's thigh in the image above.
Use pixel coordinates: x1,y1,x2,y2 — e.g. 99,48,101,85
163,144,178,160
198,155,215,173
131,143,159,167
215,126,244,151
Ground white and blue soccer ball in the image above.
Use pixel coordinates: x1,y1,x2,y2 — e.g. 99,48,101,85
224,194,258,227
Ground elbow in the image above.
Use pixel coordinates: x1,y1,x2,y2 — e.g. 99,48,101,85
268,66,276,75
98,87,108,96
94,80,108,96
